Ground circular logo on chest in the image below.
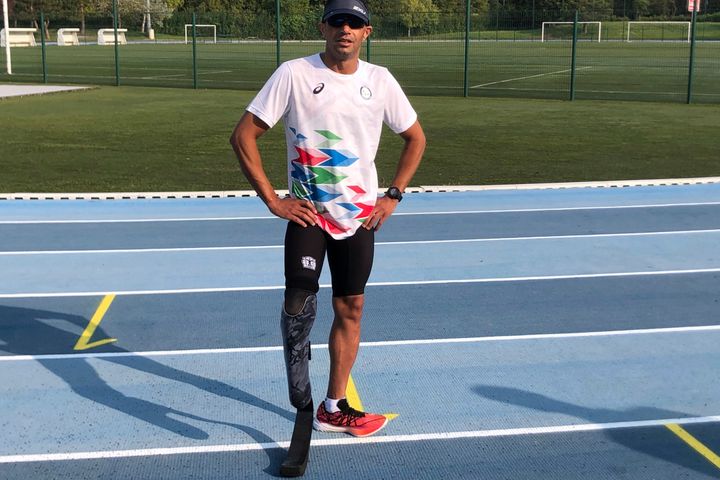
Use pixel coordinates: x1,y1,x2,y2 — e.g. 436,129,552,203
360,86,372,100
313,83,325,94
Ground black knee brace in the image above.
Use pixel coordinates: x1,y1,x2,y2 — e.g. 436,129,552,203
281,289,317,409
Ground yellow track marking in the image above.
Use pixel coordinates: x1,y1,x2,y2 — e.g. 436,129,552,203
345,374,365,411
346,374,398,421
666,423,720,470
74,294,117,351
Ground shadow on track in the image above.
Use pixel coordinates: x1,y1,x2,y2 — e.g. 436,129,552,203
473,384,719,478
0,304,291,476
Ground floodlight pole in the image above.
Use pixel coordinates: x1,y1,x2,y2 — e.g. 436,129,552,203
2,0,11,74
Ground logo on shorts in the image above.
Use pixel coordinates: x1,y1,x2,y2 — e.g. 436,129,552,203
301,256,317,271
360,86,372,100
313,83,325,94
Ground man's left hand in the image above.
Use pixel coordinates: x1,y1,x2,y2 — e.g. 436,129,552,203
363,196,399,231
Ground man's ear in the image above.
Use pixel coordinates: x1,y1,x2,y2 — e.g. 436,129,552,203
363,25,373,40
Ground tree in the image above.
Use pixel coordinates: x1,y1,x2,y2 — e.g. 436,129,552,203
632,0,651,17
398,0,440,36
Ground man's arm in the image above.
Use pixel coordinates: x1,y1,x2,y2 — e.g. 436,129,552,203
230,112,317,227
363,120,426,230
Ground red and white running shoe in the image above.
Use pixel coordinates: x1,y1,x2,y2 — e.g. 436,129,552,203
313,399,388,437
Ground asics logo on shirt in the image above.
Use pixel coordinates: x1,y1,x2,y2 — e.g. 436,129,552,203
313,83,325,94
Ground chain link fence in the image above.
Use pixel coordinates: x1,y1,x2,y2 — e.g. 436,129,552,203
1,1,719,103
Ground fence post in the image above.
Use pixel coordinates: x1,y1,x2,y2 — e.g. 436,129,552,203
687,9,697,104
495,2,500,41
112,0,120,86
366,13,371,62
570,10,579,101
192,12,198,89
40,11,47,83
463,0,470,97
276,0,281,68
3,0,11,75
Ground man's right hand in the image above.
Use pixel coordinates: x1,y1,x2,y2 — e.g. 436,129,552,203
268,198,318,227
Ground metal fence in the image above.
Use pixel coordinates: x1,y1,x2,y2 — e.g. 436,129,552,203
2,1,719,104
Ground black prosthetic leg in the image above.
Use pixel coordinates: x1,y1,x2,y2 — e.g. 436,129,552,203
279,399,314,477
279,291,316,477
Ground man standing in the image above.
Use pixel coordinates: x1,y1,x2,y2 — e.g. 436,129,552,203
230,0,425,475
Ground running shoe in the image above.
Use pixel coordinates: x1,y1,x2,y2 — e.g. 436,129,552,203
313,399,388,437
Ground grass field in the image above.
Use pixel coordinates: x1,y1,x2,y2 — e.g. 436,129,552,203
1,39,718,103
0,86,718,193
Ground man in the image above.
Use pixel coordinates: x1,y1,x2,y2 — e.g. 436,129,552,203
230,0,425,474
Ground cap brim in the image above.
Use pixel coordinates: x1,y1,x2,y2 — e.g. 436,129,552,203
322,9,369,24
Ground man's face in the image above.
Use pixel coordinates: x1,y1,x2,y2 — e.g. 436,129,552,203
320,15,372,62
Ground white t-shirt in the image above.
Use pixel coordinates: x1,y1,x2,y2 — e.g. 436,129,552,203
247,53,417,239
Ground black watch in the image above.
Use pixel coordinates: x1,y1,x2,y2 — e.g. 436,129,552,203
385,186,403,202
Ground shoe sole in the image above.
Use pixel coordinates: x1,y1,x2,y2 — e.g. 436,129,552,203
313,416,388,437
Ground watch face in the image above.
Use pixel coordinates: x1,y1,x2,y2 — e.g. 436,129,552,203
387,187,402,200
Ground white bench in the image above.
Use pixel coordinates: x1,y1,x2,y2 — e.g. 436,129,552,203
0,28,37,47
57,28,80,46
97,28,127,45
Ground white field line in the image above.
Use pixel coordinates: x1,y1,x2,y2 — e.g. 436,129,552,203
2,267,720,299
1,228,719,256
3,201,720,225
3,324,720,363
2,415,720,463
139,69,232,80
471,66,592,88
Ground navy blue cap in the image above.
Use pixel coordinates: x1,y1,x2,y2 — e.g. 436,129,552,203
322,0,370,25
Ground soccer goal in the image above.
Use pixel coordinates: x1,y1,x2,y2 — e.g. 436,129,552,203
541,22,602,42
184,24,217,44
626,21,691,42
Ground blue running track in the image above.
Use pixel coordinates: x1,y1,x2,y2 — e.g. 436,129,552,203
1,183,720,479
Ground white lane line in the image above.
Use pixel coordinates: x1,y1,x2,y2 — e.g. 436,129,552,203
396,202,720,215
3,324,719,362
2,201,720,224
2,415,719,463
2,267,720,299
0,216,275,225
2,228,720,256
471,66,593,88
0,245,283,255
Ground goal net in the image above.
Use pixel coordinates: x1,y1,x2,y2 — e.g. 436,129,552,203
626,21,691,42
184,24,217,44
541,22,602,42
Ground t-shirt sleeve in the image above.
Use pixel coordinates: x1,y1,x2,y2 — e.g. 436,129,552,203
246,63,293,129
383,71,418,134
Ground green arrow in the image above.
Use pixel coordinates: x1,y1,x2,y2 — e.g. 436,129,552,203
308,166,347,185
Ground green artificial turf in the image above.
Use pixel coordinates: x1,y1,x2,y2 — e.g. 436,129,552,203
0,86,718,192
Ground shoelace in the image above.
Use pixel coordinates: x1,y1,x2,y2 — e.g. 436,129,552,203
326,403,366,427
339,403,366,418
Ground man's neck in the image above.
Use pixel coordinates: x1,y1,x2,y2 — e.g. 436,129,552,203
320,52,359,75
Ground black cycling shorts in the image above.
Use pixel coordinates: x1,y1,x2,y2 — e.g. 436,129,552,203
284,222,375,297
